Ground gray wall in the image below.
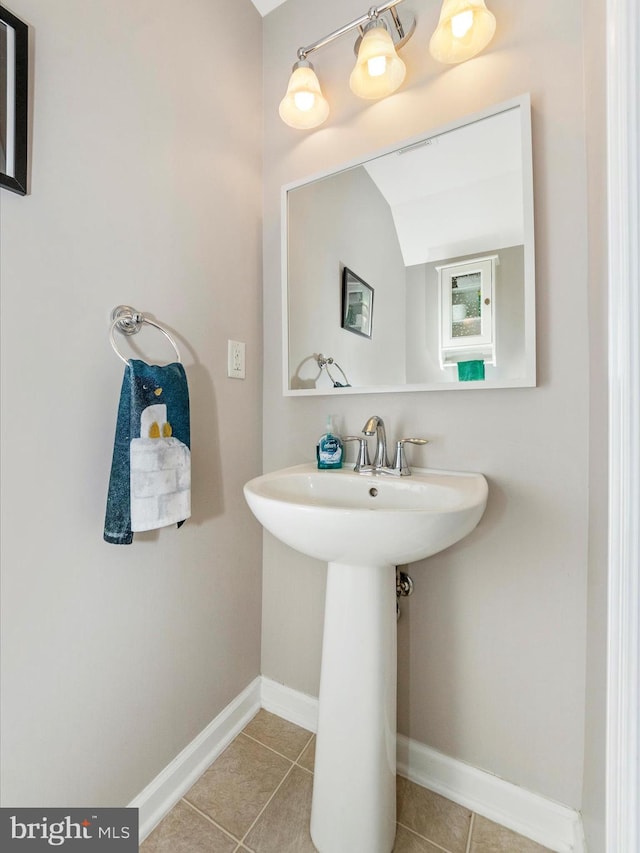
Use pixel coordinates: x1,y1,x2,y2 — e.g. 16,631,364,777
287,166,406,389
262,0,593,810
0,0,263,807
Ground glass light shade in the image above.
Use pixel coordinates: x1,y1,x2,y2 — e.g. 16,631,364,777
349,23,406,100
429,0,496,64
279,62,329,130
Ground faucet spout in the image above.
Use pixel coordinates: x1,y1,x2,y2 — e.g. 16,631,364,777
362,415,390,469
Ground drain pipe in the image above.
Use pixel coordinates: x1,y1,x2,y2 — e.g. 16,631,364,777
396,567,414,619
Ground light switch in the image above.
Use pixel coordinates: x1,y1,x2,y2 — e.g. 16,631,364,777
227,340,246,379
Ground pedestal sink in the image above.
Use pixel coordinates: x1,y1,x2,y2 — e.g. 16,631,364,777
244,463,488,853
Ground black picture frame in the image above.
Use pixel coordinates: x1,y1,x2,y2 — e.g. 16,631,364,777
342,267,374,338
0,4,28,195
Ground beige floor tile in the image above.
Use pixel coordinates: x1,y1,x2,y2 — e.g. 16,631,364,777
244,765,317,853
297,735,316,771
243,709,313,761
393,824,450,852
397,776,472,853
140,800,236,853
142,712,551,853
469,815,554,852
184,734,291,839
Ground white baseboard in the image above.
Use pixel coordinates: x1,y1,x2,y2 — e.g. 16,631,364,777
396,734,584,853
262,677,585,853
129,676,261,841
130,675,585,853
260,675,319,731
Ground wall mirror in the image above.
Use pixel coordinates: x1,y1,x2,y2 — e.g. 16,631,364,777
282,95,535,395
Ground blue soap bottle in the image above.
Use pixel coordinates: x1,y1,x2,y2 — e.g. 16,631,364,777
317,415,343,469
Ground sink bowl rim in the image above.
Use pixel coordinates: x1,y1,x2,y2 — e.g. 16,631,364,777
244,462,488,515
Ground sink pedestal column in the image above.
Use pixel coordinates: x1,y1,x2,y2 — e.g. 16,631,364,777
310,562,397,853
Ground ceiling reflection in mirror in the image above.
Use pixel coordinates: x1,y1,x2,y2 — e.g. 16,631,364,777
283,96,535,394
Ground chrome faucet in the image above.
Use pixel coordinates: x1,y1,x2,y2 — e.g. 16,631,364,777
360,416,429,476
362,415,390,470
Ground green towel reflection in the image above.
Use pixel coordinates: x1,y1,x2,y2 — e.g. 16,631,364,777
457,360,485,381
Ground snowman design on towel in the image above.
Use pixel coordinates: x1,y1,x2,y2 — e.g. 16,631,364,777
130,380,191,533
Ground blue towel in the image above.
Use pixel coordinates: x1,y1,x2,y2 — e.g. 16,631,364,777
104,359,191,545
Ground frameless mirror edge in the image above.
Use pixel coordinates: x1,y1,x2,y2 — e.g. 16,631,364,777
281,93,536,396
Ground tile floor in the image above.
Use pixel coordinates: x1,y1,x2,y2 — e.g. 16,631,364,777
141,710,553,853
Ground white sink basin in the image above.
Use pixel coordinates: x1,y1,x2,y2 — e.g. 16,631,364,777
244,462,488,567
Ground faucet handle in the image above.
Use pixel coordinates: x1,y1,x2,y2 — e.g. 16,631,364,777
393,438,429,476
343,436,372,472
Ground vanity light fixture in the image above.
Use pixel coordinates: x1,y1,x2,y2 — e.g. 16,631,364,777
279,0,498,130
429,0,497,64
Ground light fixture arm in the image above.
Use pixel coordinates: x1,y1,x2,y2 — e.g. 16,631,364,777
388,4,407,40
296,0,406,62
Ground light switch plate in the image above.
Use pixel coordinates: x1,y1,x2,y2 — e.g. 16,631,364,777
227,340,246,379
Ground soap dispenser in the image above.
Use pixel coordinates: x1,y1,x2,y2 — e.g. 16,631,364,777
317,415,343,469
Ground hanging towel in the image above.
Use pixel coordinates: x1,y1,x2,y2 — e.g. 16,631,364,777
104,359,191,545
457,359,485,382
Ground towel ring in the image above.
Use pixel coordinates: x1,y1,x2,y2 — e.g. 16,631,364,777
316,354,351,388
110,305,181,366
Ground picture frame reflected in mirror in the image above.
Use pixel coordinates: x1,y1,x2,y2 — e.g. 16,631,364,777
342,267,374,338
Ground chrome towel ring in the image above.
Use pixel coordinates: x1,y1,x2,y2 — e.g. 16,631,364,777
110,305,181,366
316,353,351,387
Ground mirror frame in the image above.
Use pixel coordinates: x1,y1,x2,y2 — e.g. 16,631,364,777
281,94,536,396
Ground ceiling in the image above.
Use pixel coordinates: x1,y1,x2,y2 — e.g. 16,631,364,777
362,107,524,265
250,0,287,15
